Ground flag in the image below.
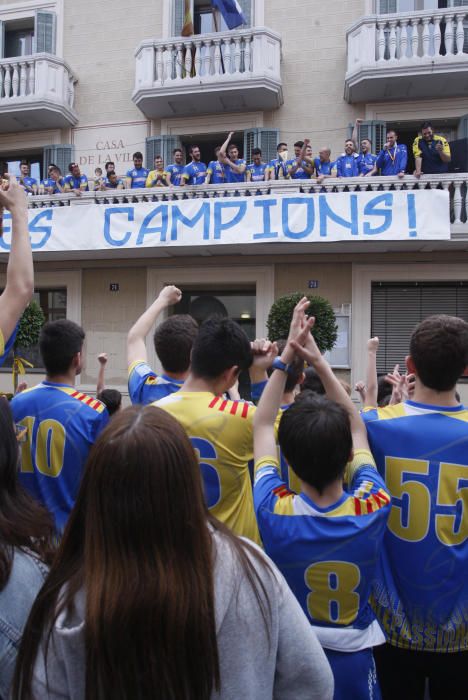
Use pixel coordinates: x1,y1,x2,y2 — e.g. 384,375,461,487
181,0,194,36
211,0,245,30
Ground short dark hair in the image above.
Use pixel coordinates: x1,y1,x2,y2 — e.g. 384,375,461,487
228,143,239,151
294,141,304,149
49,166,62,176
386,129,398,137
189,145,200,155
276,142,287,150
279,393,352,494
133,152,143,160
173,148,183,155
271,340,304,393
39,319,85,375
154,315,198,374
107,170,116,177
409,315,468,391
105,161,115,170
97,389,122,416
20,160,29,166
252,148,262,156
300,366,325,395
191,317,252,379
377,375,392,406
68,162,78,172
421,121,433,130
361,137,372,146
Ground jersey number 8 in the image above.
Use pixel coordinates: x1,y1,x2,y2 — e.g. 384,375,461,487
305,561,361,625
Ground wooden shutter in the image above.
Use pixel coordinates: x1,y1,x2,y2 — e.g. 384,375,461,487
371,282,468,373
35,11,56,54
43,145,74,178
146,136,182,168
357,121,387,154
243,128,279,163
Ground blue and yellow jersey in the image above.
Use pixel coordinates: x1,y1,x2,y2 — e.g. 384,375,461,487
412,134,451,174
286,159,312,180
41,177,64,193
64,174,88,191
155,391,260,544
254,449,391,651
314,158,336,177
268,157,289,180
145,169,169,188
0,324,18,367
126,167,149,188
335,152,361,177
166,163,185,186
206,160,226,184
19,176,37,193
246,162,268,182
358,152,377,175
362,400,468,652
182,161,207,185
128,360,183,405
11,382,109,532
375,144,407,175
224,159,246,183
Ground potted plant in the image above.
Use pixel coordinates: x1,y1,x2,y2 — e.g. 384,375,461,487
266,293,337,353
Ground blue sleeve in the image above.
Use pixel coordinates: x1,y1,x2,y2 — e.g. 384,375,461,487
0,323,18,367
91,408,110,442
360,407,379,423
126,169,132,177
128,361,158,405
399,145,408,173
250,380,267,402
253,457,288,516
336,157,342,177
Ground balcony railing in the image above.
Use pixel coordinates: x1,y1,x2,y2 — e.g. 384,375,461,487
133,27,283,118
26,174,468,228
0,53,77,130
345,8,468,102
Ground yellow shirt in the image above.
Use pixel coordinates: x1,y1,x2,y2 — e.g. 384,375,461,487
145,169,169,187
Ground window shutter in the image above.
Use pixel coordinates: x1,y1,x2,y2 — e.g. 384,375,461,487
146,136,182,168
458,114,468,140
0,22,4,59
371,282,468,373
357,120,386,154
244,128,279,163
378,0,397,13
43,144,74,178
35,11,56,54
173,0,193,36
237,0,252,27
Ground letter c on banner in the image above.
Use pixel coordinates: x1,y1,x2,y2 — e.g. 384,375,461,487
104,207,134,246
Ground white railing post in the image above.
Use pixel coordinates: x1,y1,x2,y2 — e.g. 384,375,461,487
4,64,11,98
444,14,454,56
184,41,192,78
389,20,398,60
433,16,442,57
377,21,387,61
175,43,183,79
27,60,34,95
453,181,463,224
400,19,409,59
411,17,420,58
194,39,202,76
155,46,163,83
455,14,465,55
203,38,212,76
422,17,431,58
19,62,27,96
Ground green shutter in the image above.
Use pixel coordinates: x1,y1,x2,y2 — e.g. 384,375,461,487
43,145,74,178
35,11,56,54
0,22,4,59
378,0,397,13
243,128,279,163
357,120,386,154
146,136,182,168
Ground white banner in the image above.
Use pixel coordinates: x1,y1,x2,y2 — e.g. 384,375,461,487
0,190,450,253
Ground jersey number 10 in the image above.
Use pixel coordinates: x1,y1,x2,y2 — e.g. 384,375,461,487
19,416,66,478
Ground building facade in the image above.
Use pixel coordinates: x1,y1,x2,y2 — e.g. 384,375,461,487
0,0,467,399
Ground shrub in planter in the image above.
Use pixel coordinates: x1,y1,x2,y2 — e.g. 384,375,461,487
266,293,337,354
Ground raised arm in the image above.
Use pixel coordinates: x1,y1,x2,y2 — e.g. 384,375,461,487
364,336,379,407
96,353,108,395
219,132,234,159
127,285,182,367
0,178,33,344
351,118,362,152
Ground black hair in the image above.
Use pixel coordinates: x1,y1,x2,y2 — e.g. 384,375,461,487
173,148,183,155
191,317,252,380
294,141,304,149
20,160,29,167
276,142,287,150
421,121,433,130
270,340,304,394
154,315,199,374
279,393,352,494
228,143,239,151
68,162,78,172
97,389,122,416
410,315,468,392
386,129,398,137
252,148,262,156
361,137,372,146
107,170,116,177
133,152,143,160
377,375,392,406
299,366,326,396
154,155,162,161
105,161,115,170
39,319,85,376
189,145,200,155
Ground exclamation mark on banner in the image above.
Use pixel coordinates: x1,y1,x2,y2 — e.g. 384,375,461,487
407,193,417,238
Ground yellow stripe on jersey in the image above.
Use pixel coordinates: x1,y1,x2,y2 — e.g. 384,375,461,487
0,328,4,357
255,455,281,474
55,386,106,413
128,359,145,378
376,404,407,420
346,448,377,485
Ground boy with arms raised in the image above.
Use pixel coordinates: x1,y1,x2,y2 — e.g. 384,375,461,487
253,299,391,700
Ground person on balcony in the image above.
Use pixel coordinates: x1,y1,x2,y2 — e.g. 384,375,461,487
268,142,289,180
126,152,149,189
314,148,336,183
351,119,378,176
336,139,361,177
181,145,207,186
246,148,269,182
18,161,37,195
287,140,314,180
41,166,65,195
103,171,124,190
206,146,226,185
370,130,407,178
218,132,247,183
166,148,185,186
413,122,451,178
145,156,170,188
64,163,89,196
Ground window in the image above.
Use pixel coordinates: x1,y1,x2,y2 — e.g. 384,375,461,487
0,10,56,58
174,0,251,35
1,288,67,371
4,18,34,58
378,0,468,13
371,282,468,373
0,152,42,182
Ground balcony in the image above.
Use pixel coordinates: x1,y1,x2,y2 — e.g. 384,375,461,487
0,53,77,132
132,27,283,118
345,8,468,102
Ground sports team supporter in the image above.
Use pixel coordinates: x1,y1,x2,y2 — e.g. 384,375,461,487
145,155,169,187
370,129,407,178
268,142,289,180
181,145,207,185
125,151,149,189
127,285,198,405
206,146,226,184
336,139,361,177
246,148,268,182
104,161,115,176
156,318,275,544
12,406,334,700
218,131,247,183
362,315,468,700
41,166,65,195
413,121,451,178
166,147,185,186
93,167,105,191
96,352,122,416
0,399,54,698
64,162,89,195
11,320,109,533
288,140,314,180
352,119,378,176
253,298,391,700
103,170,124,190
18,160,37,195
314,148,336,182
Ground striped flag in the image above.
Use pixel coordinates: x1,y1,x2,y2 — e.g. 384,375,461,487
211,0,245,30
181,0,194,36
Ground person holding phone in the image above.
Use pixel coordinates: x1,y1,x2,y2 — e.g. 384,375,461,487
413,121,451,178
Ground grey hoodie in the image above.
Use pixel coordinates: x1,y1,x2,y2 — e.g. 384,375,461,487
31,531,334,699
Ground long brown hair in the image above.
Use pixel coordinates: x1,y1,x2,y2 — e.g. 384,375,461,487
13,405,270,700
0,398,54,584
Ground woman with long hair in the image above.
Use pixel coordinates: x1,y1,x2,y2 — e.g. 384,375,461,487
0,398,54,698
13,405,333,700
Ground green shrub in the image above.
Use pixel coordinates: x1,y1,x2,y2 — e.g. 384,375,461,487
266,293,337,353
15,300,45,350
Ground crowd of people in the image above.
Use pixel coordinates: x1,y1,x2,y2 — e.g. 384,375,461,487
0,175,465,699
12,119,453,198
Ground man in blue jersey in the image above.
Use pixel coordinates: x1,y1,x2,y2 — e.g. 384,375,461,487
268,142,289,180
166,148,185,186
413,121,451,178
18,161,38,195
103,171,124,190
253,298,391,700
127,284,198,405
205,146,226,185
370,130,407,178
125,151,149,189
64,163,89,195
218,132,246,183
314,147,336,182
362,314,468,700
181,145,207,186
12,320,109,533
246,148,268,182
41,166,65,194
336,139,361,177
287,140,314,180
351,119,378,176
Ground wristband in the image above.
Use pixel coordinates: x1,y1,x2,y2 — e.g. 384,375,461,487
271,357,290,373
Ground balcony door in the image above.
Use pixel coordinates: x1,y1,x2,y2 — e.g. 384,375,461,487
173,0,252,35
378,0,468,12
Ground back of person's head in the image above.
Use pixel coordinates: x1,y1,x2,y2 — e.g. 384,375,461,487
271,340,304,394
377,375,392,406
154,314,198,374
300,366,325,395
409,315,468,392
97,389,122,416
39,319,85,376
12,405,270,699
279,393,352,494
191,317,252,379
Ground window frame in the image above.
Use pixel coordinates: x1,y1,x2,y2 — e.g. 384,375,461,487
0,0,63,57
